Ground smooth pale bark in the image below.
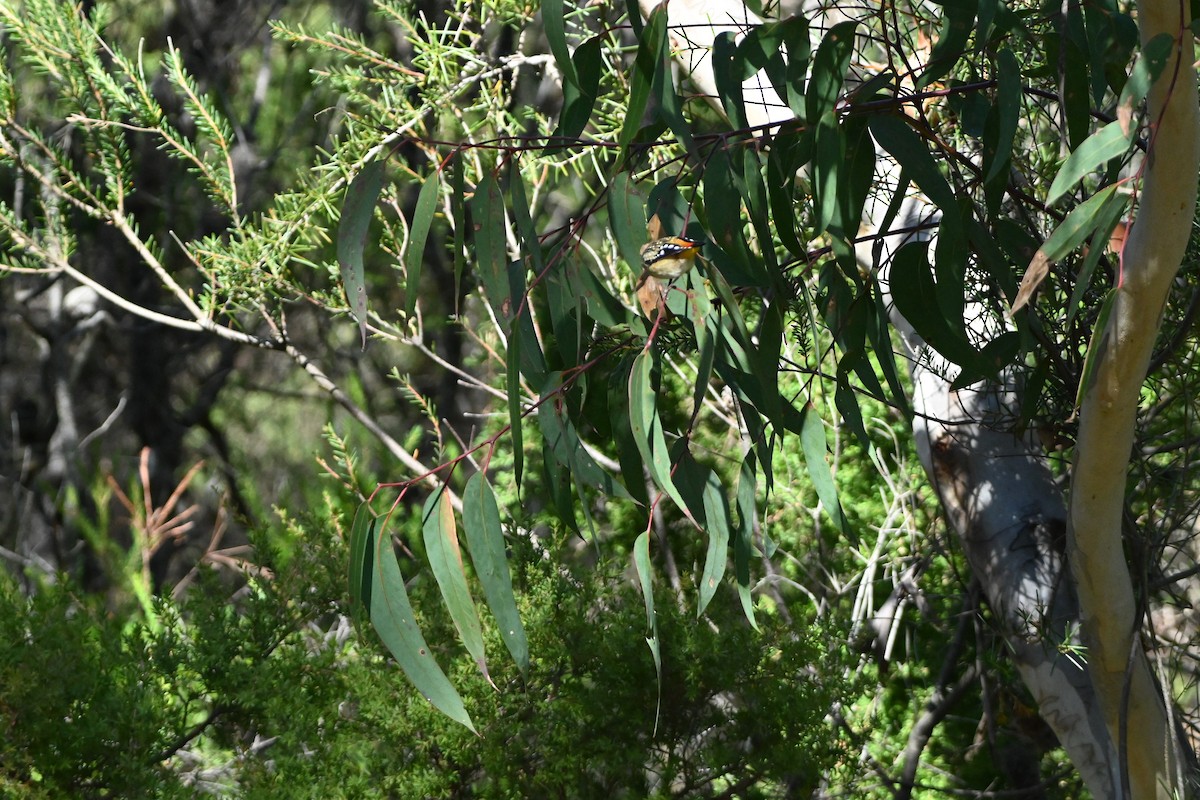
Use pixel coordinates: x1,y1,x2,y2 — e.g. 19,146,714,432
1067,0,1199,794
868,197,1122,798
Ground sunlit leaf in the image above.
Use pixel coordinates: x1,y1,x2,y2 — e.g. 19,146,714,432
369,512,475,732
620,8,666,151
629,350,692,521
422,488,490,685
1046,122,1131,206
1011,185,1126,313
609,171,647,275
800,404,852,542
553,34,603,145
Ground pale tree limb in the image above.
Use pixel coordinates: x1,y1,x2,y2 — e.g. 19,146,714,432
1067,0,1199,793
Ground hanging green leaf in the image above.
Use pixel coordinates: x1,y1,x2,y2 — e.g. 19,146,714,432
462,473,529,673
539,374,633,500
620,8,666,151
404,170,440,319
1046,121,1131,206
348,502,376,614
800,404,852,542
629,350,692,520
1011,184,1126,313
337,156,384,348
919,0,977,88
983,48,1021,184
369,512,476,732
609,171,647,273
422,488,490,685
506,323,524,488
698,472,732,618
552,34,603,146
472,174,509,321
541,0,578,89
633,530,663,732
734,455,759,629
1116,33,1175,118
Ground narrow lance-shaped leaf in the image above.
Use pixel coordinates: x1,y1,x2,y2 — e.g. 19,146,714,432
609,172,647,275
698,472,732,618
422,488,490,685
541,0,578,89
1011,184,1126,313
370,512,476,732
405,170,440,319
734,454,759,629
539,375,634,500
633,530,663,734
619,8,665,151
1116,32,1175,129
800,404,852,542
337,157,384,348
552,34,603,145
348,502,376,614
1046,121,1131,206
507,327,524,488
629,350,694,522
984,48,1021,184
462,473,529,673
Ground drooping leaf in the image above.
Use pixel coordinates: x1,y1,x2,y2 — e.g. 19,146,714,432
462,473,529,673
609,171,647,274
629,350,692,521
1065,194,1128,328
422,488,490,684
1061,37,1091,149
919,0,976,88
713,32,748,131
541,0,577,89
983,48,1021,184
1011,185,1126,313
890,241,988,376
1046,121,1131,206
698,472,732,618
539,374,634,500
337,157,384,348
553,34,603,145
404,170,440,319
369,512,475,732
450,159,467,312
506,322,524,488
1116,33,1175,130
1075,288,1117,407
472,174,509,321
633,530,663,732
807,22,856,236
348,502,376,614
800,404,852,542
733,455,759,629
620,8,666,151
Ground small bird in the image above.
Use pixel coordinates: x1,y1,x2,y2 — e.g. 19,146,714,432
637,236,703,286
